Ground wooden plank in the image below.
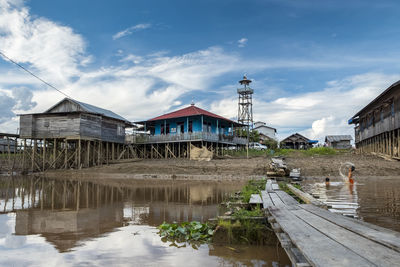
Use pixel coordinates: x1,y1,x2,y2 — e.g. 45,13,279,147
266,180,273,193
261,190,274,208
269,206,374,267
287,184,327,208
249,194,262,204
271,182,280,191
300,204,400,253
276,190,299,206
292,208,400,266
269,192,286,207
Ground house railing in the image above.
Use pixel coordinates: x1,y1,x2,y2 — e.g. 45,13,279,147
126,132,247,145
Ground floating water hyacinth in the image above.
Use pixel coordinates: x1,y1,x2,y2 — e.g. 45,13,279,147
158,221,214,244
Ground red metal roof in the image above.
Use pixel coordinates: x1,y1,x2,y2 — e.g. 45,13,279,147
146,105,241,125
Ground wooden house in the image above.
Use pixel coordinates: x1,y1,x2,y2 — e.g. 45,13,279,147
19,98,132,143
348,80,400,158
133,103,246,158
325,135,352,149
280,133,316,149
18,98,133,171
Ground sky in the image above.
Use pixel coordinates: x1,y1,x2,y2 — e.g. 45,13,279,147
1,0,400,141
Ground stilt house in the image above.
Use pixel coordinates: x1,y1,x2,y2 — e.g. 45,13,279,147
133,103,246,158
348,80,400,158
19,98,132,143
18,98,133,171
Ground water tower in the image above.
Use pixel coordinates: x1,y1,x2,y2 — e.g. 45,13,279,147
237,75,254,132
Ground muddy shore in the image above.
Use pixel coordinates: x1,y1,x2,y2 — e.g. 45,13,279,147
44,151,400,181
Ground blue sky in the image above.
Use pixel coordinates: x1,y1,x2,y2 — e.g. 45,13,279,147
1,0,400,140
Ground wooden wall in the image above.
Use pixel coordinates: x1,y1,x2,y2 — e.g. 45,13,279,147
19,113,126,143
357,88,400,143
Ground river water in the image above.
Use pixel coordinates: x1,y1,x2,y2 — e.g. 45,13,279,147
0,176,291,267
301,176,400,232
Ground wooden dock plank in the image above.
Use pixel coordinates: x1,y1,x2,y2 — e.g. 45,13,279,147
292,208,400,266
266,180,273,193
275,190,299,206
300,204,400,253
271,182,280,191
249,194,262,204
261,190,274,208
269,192,286,207
287,184,327,208
269,206,374,267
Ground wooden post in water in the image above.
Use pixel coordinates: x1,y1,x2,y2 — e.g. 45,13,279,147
53,138,57,169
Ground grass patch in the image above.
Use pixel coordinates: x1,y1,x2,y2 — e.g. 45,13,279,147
226,148,269,158
301,147,336,156
232,205,263,219
240,178,266,203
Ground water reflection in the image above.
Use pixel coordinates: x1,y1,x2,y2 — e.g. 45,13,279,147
302,176,400,232
0,176,291,266
302,180,359,218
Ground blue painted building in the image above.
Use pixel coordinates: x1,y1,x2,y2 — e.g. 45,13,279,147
133,104,247,159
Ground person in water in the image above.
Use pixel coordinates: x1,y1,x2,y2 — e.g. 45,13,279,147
348,166,355,184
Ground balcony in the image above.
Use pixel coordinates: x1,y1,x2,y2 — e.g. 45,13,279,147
126,132,247,145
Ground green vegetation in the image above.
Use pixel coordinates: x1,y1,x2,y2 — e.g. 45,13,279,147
226,147,341,158
232,205,263,219
158,221,214,244
302,147,336,156
240,178,266,203
225,148,268,157
236,129,260,142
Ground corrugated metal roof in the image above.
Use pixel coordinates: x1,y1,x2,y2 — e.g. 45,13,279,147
46,98,131,124
143,105,242,126
325,135,352,142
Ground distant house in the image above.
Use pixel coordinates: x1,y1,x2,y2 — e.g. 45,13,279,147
19,98,133,143
280,133,317,149
253,121,277,143
348,80,400,158
325,135,352,149
0,134,17,153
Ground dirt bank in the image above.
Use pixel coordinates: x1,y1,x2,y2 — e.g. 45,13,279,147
285,152,400,178
44,151,400,181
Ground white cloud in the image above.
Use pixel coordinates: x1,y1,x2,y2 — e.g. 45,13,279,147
237,38,248,47
0,0,89,85
113,23,151,40
0,0,399,143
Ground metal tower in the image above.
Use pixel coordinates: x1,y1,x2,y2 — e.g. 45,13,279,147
237,75,254,131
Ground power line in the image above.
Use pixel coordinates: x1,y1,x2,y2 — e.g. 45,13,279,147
0,50,73,99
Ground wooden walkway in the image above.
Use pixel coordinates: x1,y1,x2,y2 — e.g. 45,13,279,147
258,180,400,267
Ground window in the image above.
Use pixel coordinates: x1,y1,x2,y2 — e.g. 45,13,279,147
161,125,164,135
166,124,170,134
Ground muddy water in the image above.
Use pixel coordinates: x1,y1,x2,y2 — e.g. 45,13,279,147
0,176,291,267
302,176,400,232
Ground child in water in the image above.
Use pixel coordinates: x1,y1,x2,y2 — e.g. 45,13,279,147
348,166,355,184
